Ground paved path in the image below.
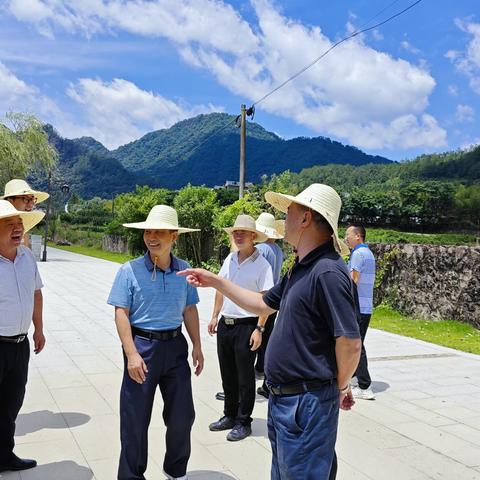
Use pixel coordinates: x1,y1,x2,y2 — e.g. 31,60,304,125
3,247,480,479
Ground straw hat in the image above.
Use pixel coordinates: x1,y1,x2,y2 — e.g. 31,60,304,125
0,200,45,233
1,179,49,204
265,183,348,255
255,212,284,240
223,214,269,243
123,205,199,233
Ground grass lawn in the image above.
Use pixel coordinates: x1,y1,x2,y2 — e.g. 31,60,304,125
372,305,480,355
48,243,134,264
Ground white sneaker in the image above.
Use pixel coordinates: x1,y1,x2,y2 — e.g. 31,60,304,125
352,386,375,400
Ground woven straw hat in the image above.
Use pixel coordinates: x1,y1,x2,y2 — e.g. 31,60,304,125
0,200,45,233
1,179,49,204
123,205,199,233
223,214,268,243
255,212,284,240
265,183,348,255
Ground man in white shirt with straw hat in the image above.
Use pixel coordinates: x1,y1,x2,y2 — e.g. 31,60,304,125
179,184,361,479
107,205,204,480
0,200,45,473
1,179,49,248
208,214,273,442
254,212,284,398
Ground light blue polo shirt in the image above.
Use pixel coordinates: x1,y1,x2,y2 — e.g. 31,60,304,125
256,242,284,284
348,244,376,315
107,252,199,331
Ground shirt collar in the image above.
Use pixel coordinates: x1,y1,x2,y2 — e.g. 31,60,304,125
298,239,336,266
144,252,180,272
0,247,23,263
352,243,369,253
232,247,260,265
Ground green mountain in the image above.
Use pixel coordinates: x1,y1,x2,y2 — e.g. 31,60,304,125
113,113,390,189
45,113,393,198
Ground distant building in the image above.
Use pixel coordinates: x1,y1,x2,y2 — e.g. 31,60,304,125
214,180,254,190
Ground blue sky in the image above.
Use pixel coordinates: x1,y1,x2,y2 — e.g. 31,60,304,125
0,0,479,161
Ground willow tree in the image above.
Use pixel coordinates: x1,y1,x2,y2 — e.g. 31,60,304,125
0,112,58,187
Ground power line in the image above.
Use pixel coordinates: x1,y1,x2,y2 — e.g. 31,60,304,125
252,0,424,107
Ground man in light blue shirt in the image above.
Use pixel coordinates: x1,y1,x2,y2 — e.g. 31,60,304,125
254,213,284,398
108,205,204,480
345,224,376,400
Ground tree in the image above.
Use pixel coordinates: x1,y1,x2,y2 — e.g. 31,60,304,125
173,185,220,265
0,112,58,187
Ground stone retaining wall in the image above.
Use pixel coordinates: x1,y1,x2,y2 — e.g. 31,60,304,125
370,243,480,327
102,235,128,254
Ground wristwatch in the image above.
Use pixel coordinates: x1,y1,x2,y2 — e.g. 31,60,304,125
255,325,265,333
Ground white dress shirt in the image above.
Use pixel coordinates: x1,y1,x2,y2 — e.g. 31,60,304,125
0,246,43,336
218,248,273,318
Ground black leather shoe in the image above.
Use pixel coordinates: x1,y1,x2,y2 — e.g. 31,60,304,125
257,385,269,399
0,455,37,472
215,391,225,401
227,424,252,441
209,416,236,431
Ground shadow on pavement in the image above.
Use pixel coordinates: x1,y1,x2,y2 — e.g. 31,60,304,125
10,461,94,479
187,471,237,479
16,410,90,436
371,381,390,393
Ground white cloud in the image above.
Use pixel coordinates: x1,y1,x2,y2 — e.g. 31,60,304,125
400,40,421,55
5,0,447,151
447,19,480,95
66,78,220,148
455,104,475,123
448,84,459,96
0,61,60,117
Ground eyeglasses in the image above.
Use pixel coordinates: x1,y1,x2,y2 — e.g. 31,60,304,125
12,196,36,205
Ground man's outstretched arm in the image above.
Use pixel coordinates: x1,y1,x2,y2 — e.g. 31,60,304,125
178,268,276,317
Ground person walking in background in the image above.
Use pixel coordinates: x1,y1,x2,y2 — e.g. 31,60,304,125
208,214,273,441
179,184,361,479
254,212,284,398
107,205,204,480
345,224,376,400
0,200,45,473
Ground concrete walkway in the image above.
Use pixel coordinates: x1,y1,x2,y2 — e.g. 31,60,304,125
2,247,480,480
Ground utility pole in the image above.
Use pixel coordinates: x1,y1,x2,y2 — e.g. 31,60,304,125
239,104,246,199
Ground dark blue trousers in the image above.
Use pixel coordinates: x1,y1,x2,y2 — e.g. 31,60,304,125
268,384,339,480
0,338,29,464
118,333,195,480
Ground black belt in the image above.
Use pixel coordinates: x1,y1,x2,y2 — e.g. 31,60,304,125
267,379,334,396
132,326,181,341
220,316,258,326
0,334,27,344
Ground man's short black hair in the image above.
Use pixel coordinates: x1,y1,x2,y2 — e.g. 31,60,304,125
348,223,366,241
300,205,333,235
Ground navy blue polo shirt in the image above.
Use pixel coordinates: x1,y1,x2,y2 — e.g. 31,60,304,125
263,240,360,386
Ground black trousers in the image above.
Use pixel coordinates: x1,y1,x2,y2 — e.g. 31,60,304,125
255,311,277,374
217,319,257,426
355,314,372,389
0,338,29,463
118,333,195,480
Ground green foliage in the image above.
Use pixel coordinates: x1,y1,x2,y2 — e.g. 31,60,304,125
61,197,112,226
372,305,480,355
108,186,175,254
0,112,58,187
173,185,220,265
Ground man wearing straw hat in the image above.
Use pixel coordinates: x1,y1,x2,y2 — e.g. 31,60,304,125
254,212,284,398
208,214,273,442
1,179,49,248
107,205,204,480
179,184,361,479
0,200,45,473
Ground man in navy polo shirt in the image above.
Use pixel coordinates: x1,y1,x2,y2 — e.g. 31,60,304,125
108,205,204,480
179,184,361,480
